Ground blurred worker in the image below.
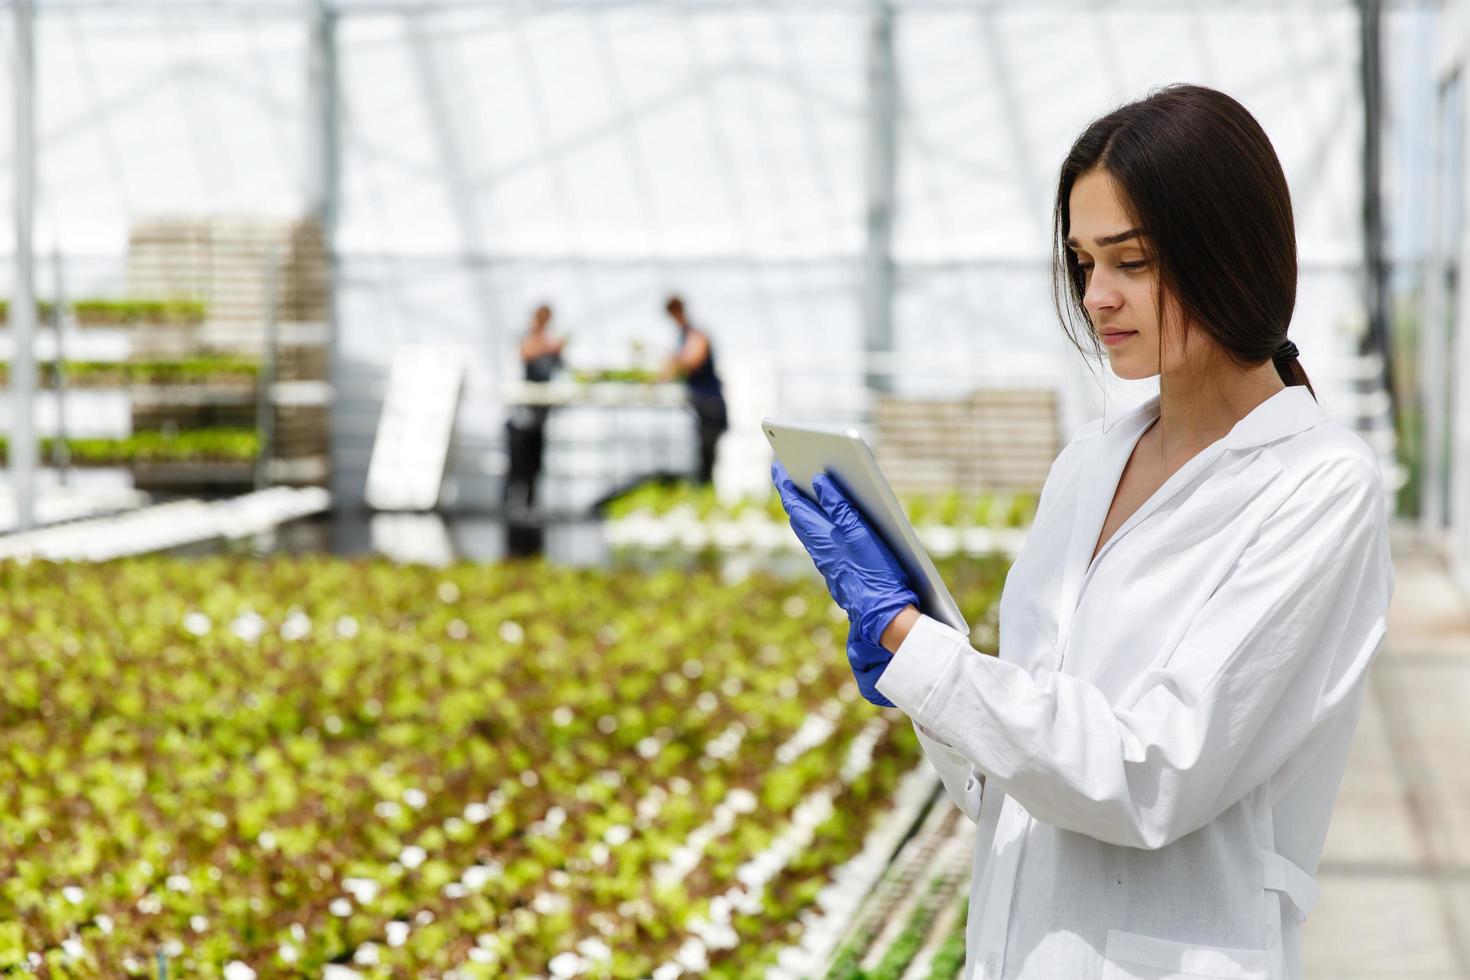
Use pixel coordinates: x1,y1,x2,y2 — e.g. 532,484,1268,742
503,303,566,514
656,295,727,485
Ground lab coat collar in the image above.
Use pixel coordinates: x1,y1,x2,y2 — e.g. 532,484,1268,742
1102,385,1328,451
1057,385,1328,646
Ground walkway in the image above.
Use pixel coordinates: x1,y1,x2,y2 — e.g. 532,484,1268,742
1306,522,1470,979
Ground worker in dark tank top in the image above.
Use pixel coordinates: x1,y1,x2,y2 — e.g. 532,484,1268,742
504,303,566,514
656,294,728,485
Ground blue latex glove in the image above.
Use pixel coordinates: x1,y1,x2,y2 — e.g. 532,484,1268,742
771,459,920,652
846,624,897,708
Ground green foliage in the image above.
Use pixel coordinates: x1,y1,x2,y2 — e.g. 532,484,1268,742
925,933,968,980
73,298,208,325
0,356,260,388
0,557,1009,973
570,367,660,384
603,479,1040,530
825,943,865,980
0,297,208,326
0,920,27,969
0,428,260,465
819,876,967,980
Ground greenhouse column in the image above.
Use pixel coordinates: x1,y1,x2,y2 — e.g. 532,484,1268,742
864,0,897,396
10,0,38,531
309,0,340,495
1358,0,1398,429
308,0,339,244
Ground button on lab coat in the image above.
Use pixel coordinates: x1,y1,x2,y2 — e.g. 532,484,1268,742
875,385,1395,980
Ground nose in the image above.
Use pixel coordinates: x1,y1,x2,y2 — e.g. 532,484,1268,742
1083,271,1123,317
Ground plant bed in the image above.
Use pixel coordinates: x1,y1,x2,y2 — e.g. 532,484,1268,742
0,298,207,328
0,428,260,467
0,556,1009,975
0,357,260,389
568,367,660,384
73,299,207,327
602,481,1038,561
601,480,1039,530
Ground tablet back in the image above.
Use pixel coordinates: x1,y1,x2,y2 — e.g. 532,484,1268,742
762,417,969,636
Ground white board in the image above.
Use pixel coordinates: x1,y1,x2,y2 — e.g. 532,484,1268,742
364,346,465,511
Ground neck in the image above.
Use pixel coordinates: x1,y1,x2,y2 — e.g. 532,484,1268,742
1154,356,1286,458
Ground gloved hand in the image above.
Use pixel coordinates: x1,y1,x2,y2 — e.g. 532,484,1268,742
771,460,920,652
846,623,897,708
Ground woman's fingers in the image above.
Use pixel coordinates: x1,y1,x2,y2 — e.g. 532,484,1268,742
811,473,859,531
770,464,836,556
772,464,823,522
771,461,802,515
784,491,831,543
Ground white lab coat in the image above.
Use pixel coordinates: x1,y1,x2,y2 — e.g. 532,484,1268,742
874,385,1395,980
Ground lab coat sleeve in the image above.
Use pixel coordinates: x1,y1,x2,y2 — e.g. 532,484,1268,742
912,718,984,823
874,456,1393,850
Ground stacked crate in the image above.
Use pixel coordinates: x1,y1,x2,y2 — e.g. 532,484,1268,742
126,216,331,492
872,387,1060,496
269,322,332,485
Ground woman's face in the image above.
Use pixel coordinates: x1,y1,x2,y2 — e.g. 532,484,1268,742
1066,168,1192,381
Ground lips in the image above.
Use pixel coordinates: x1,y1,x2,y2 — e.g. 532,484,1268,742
1101,330,1137,346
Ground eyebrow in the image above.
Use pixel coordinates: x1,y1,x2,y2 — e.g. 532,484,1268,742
1064,228,1145,249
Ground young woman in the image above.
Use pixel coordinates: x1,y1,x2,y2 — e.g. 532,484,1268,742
504,303,566,513
773,83,1395,980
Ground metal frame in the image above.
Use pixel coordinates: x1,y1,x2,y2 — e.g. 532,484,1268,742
0,0,1403,11
2,0,1419,523
10,0,37,531
863,0,895,393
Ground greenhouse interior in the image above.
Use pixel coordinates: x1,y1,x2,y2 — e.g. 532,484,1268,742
4,0,1470,977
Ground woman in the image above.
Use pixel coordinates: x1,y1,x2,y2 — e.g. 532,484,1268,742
773,83,1395,980
504,303,566,513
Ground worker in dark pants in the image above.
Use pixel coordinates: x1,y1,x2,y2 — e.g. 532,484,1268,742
504,303,566,516
656,295,727,485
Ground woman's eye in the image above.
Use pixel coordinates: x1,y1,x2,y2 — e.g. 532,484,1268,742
1078,261,1147,273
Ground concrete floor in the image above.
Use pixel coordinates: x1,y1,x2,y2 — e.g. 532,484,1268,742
1305,522,1470,980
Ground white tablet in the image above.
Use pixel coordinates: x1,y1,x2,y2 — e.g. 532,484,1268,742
762,417,969,636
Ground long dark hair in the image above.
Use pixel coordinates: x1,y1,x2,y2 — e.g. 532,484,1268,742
1050,82,1315,400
